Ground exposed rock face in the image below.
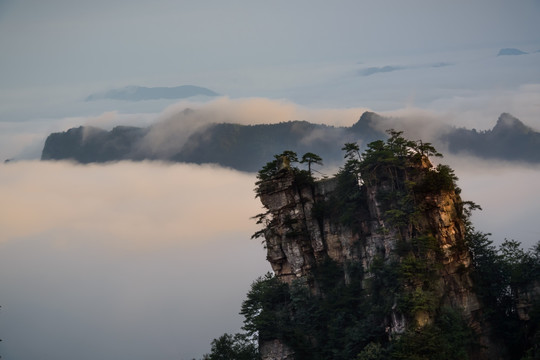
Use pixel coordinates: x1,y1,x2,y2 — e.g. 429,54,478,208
256,159,485,359
259,339,295,360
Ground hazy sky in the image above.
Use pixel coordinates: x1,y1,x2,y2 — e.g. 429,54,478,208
1,0,540,91
1,1,540,359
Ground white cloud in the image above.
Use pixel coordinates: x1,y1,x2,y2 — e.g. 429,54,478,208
444,155,540,249
2,142,540,359
0,161,263,247
0,1,539,357
0,161,270,359
133,97,370,158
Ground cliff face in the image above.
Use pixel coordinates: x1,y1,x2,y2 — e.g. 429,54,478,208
256,157,486,359
41,126,148,163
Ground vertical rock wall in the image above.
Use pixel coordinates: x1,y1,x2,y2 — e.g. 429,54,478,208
256,162,484,359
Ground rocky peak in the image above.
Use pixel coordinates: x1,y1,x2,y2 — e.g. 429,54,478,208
350,111,386,139
255,145,490,359
258,158,478,304
493,112,530,134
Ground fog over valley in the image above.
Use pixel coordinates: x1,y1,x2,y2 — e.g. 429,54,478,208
1,0,540,359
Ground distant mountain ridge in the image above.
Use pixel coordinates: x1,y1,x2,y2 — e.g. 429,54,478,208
41,112,386,172
86,85,219,101
443,113,540,162
41,112,540,170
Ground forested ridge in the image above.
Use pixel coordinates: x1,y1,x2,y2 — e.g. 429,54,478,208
40,112,540,170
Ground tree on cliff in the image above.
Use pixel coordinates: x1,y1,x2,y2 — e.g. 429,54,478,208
468,231,540,359
254,150,323,198
300,152,323,175
255,150,299,184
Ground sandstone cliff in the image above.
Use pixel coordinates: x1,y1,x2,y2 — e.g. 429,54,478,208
253,137,491,359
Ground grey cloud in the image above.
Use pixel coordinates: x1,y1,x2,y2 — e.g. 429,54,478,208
445,155,540,249
3,0,539,90
358,62,453,76
360,65,405,76
2,156,540,360
86,85,219,102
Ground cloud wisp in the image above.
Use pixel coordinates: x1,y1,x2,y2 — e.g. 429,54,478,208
358,62,453,77
116,97,371,160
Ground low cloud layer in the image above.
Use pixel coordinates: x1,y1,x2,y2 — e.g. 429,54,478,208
444,155,540,249
0,161,270,360
1,157,539,360
1,2,539,358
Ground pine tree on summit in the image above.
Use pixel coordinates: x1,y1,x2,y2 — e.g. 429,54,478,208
300,152,323,176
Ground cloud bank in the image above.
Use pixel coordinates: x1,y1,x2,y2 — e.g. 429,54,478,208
1,2,539,358
97,97,371,160
444,155,540,249
0,161,270,360
2,147,540,360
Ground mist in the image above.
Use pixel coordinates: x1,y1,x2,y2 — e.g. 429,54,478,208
445,156,540,249
1,1,539,358
0,161,270,360
1,151,539,359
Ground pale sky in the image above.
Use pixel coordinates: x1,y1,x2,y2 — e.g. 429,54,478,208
1,0,539,90
1,1,540,359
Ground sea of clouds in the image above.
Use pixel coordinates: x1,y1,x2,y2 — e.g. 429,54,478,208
1,47,540,359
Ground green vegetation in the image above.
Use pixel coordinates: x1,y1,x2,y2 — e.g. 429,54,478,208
238,263,387,360
300,152,323,176
389,307,476,360
254,150,320,197
468,230,540,359
203,259,476,359
240,273,292,341
202,333,258,360
201,131,540,360
252,150,323,241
